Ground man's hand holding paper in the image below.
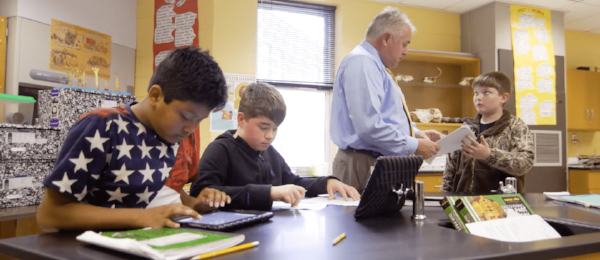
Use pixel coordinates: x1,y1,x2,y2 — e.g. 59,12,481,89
416,130,445,142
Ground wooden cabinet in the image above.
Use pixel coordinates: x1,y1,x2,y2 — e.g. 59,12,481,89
566,69,600,130
568,169,600,194
415,173,443,192
392,51,481,119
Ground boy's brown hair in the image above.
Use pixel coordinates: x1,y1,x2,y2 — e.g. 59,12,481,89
238,83,286,125
471,71,512,95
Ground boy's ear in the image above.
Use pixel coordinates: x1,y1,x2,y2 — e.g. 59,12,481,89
237,112,246,127
500,92,509,104
147,85,163,108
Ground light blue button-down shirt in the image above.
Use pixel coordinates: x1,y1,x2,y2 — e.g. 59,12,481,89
330,40,419,156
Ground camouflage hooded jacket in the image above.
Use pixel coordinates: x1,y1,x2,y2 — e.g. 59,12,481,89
441,110,534,193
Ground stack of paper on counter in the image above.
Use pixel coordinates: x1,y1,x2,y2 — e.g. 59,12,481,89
441,194,561,242
76,227,244,260
544,192,600,208
271,195,360,211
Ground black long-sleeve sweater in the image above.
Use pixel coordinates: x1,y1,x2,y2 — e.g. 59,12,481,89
190,130,330,210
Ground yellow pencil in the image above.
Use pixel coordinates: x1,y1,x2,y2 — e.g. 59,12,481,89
193,241,259,259
332,233,346,245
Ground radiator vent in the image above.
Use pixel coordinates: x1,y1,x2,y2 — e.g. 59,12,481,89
531,130,562,167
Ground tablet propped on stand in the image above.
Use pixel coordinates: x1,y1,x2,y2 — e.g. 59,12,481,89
172,210,274,231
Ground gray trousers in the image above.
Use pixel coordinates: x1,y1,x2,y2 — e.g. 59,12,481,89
332,148,376,193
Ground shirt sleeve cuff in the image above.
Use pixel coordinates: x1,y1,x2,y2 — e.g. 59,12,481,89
247,184,274,210
404,136,419,156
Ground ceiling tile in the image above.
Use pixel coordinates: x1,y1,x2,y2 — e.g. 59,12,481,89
565,13,600,31
561,2,600,23
395,0,463,11
577,0,600,7
443,0,495,13
507,0,573,10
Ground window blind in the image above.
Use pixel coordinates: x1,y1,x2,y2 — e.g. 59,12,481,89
257,0,336,89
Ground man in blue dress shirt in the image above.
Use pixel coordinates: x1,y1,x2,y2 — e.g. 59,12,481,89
330,7,443,192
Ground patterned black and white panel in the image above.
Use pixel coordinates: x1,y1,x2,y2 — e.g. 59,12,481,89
0,159,55,208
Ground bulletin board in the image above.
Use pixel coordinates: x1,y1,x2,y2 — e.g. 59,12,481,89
510,5,556,125
49,19,112,79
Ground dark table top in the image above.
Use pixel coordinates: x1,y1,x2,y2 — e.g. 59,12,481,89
2,193,600,260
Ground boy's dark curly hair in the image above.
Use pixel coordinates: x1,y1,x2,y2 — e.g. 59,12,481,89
148,46,228,111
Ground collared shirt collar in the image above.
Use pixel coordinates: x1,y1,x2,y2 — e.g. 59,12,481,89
359,40,386,68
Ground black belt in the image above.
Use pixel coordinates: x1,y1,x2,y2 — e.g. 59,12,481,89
345,147,382,158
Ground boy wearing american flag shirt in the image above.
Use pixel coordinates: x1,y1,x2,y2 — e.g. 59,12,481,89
37,47,230,231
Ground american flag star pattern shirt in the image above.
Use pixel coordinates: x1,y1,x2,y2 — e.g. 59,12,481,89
43,102,179,209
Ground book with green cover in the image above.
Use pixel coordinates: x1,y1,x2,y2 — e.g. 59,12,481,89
456,194,534,224
76,227,245,260
440,196,468,233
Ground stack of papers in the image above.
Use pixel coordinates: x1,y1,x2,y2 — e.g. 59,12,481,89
426,126,476,164
419,155,446,172
272,196,360,211
544,192,600,208
467,215,561,242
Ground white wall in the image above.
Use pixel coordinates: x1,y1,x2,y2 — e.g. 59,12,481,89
0,0,19,18
8,0,137,49
6,17,135,95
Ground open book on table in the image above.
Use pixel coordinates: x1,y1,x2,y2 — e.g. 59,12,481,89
441,194,561,242
76,227,244,260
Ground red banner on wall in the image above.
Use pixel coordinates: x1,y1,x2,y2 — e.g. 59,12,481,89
153,0,199,70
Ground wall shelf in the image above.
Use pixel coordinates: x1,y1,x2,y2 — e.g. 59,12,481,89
392,50,480,118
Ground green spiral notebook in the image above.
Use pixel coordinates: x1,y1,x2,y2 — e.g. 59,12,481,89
76,227,244,260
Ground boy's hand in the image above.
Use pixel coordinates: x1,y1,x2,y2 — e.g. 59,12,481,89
196,188,231,208
415,139,440,159
326,179,361,201
462,136,490,159
416,130,445,142
142,204,200,229
270,185,306,207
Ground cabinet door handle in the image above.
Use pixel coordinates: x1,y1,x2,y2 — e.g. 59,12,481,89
592,109,595,120
434,185,442,188
587,109,590,120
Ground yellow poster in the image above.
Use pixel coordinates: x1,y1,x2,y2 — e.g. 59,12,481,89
510,5,556,125
50,19,111,80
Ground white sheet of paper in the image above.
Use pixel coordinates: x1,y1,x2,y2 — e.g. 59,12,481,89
271,201,328,211
305,196,360,206
466,214,561,242
426,125,476,164
543,191,571,200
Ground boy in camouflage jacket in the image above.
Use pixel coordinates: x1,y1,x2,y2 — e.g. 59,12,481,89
441,71,534,193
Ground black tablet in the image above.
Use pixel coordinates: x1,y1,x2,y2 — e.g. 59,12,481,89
172,210,274,231
354,155,423,219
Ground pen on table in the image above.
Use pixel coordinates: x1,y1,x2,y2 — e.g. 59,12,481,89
332,233,346,246
192,241,259,259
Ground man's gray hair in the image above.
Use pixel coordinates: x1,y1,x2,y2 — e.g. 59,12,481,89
365,7,416,41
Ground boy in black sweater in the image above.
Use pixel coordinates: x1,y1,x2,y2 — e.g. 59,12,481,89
190,83,360,210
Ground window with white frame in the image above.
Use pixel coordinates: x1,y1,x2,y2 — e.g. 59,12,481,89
256,0,335,172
